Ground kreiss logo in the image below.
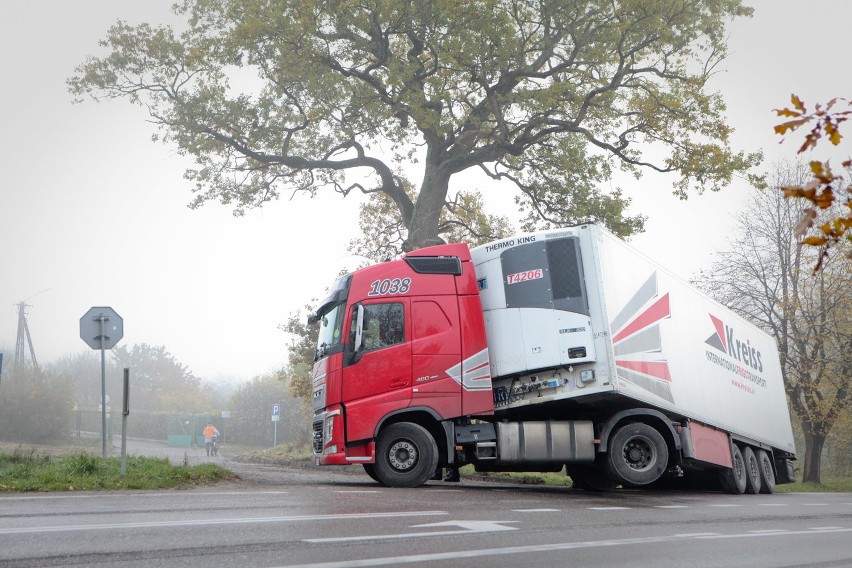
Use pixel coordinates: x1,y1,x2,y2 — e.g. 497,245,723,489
705,314,764,373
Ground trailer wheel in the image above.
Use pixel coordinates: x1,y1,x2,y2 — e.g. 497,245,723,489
374,422,438,488
719,444,747,494
755,449,776,494
741,446,762,494
605,423,668,486
362,463,382,484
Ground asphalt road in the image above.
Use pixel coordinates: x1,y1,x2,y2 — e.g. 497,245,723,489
1,440,850,567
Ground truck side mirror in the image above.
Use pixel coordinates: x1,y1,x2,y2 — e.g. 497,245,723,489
353,304,365,353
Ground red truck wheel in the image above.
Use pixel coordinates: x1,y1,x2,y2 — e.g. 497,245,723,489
362,464,382,483
374,422,439,488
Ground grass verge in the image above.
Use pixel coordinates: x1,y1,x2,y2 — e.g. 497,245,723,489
0,447,236,492
775,477,852,493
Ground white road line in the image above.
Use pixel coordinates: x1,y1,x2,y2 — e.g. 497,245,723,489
802,503,828,506
748,529,789,534
673,533,720,537
588,506,630,510
810,526,843,530
0,511,447,535
512,509,560,512
758,503,788,507
709,504,742,507
654,505,689,509
333,491,380,494
278,527,852,568
305,520,518,543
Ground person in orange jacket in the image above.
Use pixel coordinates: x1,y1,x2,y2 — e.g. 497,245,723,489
203,422,220,456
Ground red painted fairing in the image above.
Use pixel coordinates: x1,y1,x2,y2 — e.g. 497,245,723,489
688,420,733,468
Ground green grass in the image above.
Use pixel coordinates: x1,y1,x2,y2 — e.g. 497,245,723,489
0,447,236,492
775,477,852,493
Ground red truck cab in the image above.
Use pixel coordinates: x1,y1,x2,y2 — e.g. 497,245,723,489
310,243,494,486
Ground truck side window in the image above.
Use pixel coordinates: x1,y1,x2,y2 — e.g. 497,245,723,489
357,303,405,352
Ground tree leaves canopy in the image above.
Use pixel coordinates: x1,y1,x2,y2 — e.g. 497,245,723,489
70,0,759,251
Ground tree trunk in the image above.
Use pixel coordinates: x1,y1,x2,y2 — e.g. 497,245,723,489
403,164,451,251
802,430,825,484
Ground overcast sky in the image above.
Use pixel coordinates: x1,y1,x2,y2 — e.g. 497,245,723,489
1,1,849,383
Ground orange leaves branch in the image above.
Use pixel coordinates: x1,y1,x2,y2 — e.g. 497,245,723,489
774,94,852,270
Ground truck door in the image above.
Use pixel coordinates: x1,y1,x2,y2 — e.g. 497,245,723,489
342,298,412,443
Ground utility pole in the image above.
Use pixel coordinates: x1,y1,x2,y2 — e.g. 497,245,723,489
14,301,38,371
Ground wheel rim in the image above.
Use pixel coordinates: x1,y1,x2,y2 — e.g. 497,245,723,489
388,439,418,471
622,435,656,472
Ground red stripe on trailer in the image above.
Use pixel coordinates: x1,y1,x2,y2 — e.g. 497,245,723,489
612,293,671,343
615,360,672,382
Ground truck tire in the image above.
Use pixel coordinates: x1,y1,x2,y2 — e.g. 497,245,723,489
741,446,762,494
567,465,617,491
605,423,668,486
374,422,439,488
362,463,382,484
755,449,776,494
719,444,747,494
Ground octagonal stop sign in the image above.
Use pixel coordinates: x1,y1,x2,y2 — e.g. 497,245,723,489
80,306,124,350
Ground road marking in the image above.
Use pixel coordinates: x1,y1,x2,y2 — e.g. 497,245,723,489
758,503,788,507
588,507,630,510
512,509,560,512
0,490,290,501
0,511,447,535
810,526,843,530
748,529,789,534
709,504,742,507
304,520,518,543
673,533,720,537
277,527,852,568
654,505,689,509
333,491,380,494
802,503,828,506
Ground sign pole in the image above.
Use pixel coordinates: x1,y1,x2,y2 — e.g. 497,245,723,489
99,315,107,458
79,306,124,460
121,368,129,476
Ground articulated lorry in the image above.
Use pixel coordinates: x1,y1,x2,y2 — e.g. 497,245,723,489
309,224,796,493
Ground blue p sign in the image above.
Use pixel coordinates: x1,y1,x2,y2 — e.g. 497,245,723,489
272,404,280,416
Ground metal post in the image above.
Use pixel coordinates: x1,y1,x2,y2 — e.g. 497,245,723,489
273,420,278,448
99,315,107,458
121,368,129,476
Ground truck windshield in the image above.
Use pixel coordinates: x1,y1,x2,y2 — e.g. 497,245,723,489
315,302,346,361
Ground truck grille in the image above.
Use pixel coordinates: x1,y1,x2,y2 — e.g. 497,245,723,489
313,421,323,453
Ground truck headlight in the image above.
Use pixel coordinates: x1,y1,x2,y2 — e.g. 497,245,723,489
325,416,334,442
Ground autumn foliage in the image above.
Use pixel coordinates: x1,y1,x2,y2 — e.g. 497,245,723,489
774,95,852,270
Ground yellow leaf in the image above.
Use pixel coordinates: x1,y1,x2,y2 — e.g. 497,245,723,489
774,108,802,118
791,94,806,112
802,236,827,246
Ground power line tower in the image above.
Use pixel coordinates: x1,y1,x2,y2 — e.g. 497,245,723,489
14,301,38,371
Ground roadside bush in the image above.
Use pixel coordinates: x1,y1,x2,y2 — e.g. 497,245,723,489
0,367,74,444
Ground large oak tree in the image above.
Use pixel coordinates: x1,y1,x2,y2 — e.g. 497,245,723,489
70,0,759,251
